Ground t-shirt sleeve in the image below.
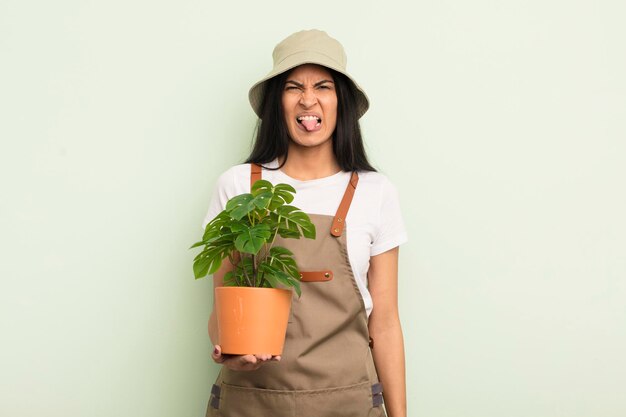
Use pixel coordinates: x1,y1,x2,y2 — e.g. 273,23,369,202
370,177,408,256
201,169,235,230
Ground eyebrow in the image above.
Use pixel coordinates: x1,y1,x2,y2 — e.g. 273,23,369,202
285,79,335,87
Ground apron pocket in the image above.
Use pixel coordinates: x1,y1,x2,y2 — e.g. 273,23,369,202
218,383,295,417
213,381,386,417
295,381,386,417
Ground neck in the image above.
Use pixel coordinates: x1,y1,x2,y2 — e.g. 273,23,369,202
280,142,341,180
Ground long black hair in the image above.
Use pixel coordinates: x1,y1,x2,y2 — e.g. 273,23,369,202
245,67,376,172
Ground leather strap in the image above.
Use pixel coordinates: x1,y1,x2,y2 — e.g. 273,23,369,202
371,382,383,395
331,171,359,237
209,384,221,409
250,163,262,190
300,271,333,282
372,382,384,406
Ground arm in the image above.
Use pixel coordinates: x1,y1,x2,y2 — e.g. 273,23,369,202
208,256,280,370
368,247,407,417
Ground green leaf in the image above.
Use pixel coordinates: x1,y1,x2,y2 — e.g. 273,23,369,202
251,179,273,196
274,183,296,203
193,232,236,253
251,191,273,210
234,223,271,254
278,215,302,239
192,255,213,279
277,229,301,239
231,256,255,286
223,271,237,286
267,246,299,277
262,273,279,289
268,246,293,256
189,240,205,249
193,250,222,278
227,219,249,233
192,235,235,278
225,193,253,212
268,183,296,210
202,211,230,241
276,205,316,239
226,194,255,220
258,262,301,297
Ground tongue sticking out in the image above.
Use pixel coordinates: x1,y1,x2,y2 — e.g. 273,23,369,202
301,118,320,132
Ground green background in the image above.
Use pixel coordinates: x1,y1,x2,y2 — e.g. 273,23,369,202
1,0,625,416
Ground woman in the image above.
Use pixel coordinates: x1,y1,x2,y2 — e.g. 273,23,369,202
203,29,407,417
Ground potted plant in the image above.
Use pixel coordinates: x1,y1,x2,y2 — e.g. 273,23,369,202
191,179,316,355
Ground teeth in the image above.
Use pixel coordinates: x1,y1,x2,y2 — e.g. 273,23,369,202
297,115,320,121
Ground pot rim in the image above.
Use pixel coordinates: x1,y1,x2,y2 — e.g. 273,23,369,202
214,286,292,294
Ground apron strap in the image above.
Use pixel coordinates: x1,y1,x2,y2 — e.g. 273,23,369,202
331,171,359,237
249,163,359,237
250,163,262,190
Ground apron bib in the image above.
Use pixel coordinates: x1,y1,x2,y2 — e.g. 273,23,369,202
206,164,385,417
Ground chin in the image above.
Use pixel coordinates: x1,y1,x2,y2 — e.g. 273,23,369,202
289,129,327,144
291,135,332,149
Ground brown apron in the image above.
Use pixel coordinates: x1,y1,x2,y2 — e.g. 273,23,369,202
206,164,385,417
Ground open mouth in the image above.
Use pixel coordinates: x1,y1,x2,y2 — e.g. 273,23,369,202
297,115,322,131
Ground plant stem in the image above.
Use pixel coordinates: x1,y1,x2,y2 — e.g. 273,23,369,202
258,213,280,288
258,244,268,288
251,254,257,287
267,215,281,251
228,253,241,286
241,254,253,287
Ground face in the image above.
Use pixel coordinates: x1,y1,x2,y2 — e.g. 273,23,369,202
281,64,338,149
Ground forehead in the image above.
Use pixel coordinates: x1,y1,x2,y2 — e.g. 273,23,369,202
286,64,333,81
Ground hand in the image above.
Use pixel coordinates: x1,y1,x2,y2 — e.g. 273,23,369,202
211,345,281,371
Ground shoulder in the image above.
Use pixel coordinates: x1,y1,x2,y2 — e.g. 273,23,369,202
348,170,403,222
214,163,251,193
207,164,250,200
216,163,250,183
356,170,400,198
359,171,408,253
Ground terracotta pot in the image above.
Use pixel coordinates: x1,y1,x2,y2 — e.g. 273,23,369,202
214,287,292,355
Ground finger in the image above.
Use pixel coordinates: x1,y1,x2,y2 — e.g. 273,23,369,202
212,345,225,363
236,355,263,371
239,354,258,365
271,355,282,361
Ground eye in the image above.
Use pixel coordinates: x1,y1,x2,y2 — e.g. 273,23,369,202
285,86,300,91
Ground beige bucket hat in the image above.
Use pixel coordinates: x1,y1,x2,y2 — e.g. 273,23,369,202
248,29,370,119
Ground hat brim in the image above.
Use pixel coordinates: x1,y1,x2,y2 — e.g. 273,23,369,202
248,50,370,119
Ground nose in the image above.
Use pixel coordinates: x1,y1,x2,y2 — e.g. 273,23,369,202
299,87,318,108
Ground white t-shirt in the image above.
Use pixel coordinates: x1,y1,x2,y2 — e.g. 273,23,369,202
202,160,408,317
